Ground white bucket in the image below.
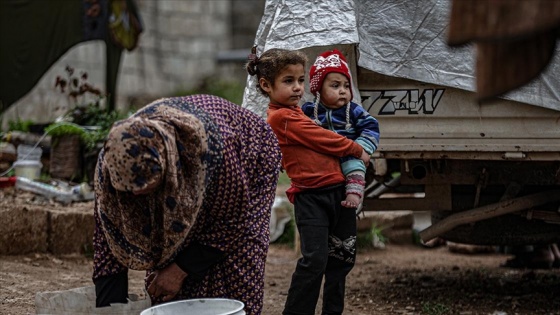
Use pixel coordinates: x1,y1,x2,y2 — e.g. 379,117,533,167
140,299,246,315
17,144,42,161
13,160,42,180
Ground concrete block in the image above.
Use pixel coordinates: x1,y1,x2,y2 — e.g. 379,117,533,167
383,228,414,245
370,211,414,229
48,210,94,255
357,210,414,232
356,216,375,232
0,207,48,254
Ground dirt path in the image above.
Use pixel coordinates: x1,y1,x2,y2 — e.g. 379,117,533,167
2,243,559,315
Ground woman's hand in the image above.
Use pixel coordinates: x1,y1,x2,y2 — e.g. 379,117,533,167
360,149,371,167
146,263,188,302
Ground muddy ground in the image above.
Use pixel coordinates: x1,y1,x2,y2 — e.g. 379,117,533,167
2,241,560,314
1,189,560,314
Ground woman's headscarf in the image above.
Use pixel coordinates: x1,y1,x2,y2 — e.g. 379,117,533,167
95,104,209,270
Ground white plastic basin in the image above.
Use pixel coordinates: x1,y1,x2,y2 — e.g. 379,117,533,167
140,298,246,315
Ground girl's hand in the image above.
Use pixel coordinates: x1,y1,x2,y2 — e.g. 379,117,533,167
360,149,371,167
146,263,188,302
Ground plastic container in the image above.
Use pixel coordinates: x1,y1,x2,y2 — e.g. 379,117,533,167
36,285,150,315
140,299,246,315
71,182,95,201
13,160,42,180
0,177,17,188
17,144,42,161
15,176,74,204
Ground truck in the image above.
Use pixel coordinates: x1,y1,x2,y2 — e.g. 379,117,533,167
242,0,560,246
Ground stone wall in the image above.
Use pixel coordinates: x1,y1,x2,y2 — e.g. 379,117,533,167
2,0,265,128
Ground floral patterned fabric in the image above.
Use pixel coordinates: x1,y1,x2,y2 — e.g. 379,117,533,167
93,94,281,315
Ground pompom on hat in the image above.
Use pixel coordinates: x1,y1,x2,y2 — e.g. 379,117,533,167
309,49,353,100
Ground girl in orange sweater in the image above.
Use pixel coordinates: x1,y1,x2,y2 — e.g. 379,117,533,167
247,47,369,315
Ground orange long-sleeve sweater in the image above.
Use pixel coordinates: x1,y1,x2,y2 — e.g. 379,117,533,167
267,103,364,189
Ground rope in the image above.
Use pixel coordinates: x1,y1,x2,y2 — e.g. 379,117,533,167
313,92,321,125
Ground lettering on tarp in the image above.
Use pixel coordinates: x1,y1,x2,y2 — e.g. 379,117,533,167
361,89,444,115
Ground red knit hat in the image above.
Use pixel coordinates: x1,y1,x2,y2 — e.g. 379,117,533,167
309,49,353,99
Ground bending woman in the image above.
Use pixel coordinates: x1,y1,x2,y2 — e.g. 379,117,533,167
92,94,281,315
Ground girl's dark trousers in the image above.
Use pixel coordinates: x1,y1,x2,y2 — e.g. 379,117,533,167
283,184,357,315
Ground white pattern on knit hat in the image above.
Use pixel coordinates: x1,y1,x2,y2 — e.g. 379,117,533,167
309,49,353,100
310,49,354,129
314,53,343,70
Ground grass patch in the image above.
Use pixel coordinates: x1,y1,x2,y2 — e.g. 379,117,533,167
277,171,291,187
274,209,296,247
422,302,451,315
357,224,388,250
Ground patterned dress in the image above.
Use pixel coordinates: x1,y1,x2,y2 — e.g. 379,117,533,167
93,94,281,315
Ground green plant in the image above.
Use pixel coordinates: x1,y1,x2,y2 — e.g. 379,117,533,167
53,65,122,129
356,232,372,249
45,122,90,150
277,171,291,186
422,302,451,315
271,173,296,247
7,118,34,132
83,243,94,259
50,66,129,154
274,207,296,247
369,224,388,244
72,103,127,129
357,224,389,250
412,229,422,246
45,122,86,137
45,122,86,138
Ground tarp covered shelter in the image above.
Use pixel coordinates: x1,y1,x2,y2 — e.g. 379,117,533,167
0,0,143,114
242,0,560,116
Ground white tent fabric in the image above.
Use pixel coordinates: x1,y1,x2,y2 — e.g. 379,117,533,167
242,0,560,116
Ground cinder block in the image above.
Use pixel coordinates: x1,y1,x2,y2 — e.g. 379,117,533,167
48,210,94,255
0,207,48,254
356,216,375,232
382,228,414,245
371,211,414,229
357,211,414,232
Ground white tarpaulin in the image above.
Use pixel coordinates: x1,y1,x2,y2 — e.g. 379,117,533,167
243,0,560,115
